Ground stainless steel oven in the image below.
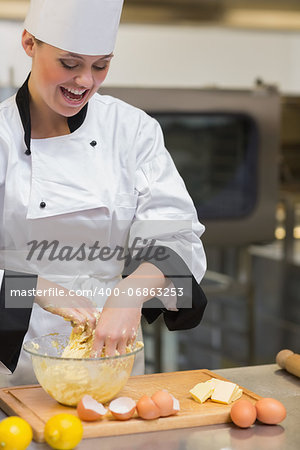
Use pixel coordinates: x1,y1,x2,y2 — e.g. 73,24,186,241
101,85,281,247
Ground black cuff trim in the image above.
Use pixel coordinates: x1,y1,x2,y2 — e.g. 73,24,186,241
123,246,207,331
163,277,207,331
0,271,37,372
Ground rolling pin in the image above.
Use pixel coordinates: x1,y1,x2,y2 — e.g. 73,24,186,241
276,349,300,378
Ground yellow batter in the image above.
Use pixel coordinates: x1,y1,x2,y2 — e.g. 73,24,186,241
33,326,143,406
61,323,142,358
61,328,96,358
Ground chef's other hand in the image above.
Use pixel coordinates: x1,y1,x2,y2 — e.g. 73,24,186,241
35,276,99,337
90,262,167,356
91,303,141,357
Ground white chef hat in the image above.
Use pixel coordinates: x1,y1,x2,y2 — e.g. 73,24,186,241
24,0,124,55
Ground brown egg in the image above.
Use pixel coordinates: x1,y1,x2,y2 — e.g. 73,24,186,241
77,395,107,421
109,397,136,421
230,399,257,428
255,398,286,425
151,390,174,417
136,395,160,420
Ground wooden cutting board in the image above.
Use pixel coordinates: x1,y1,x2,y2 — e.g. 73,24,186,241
0,369,261,443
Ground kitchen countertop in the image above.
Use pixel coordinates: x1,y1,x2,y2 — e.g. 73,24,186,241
0,363,299,449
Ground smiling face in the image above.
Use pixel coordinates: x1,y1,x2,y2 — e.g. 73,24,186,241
22,31,112,118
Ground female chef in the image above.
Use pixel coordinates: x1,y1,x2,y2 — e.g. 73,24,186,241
0,0,207,386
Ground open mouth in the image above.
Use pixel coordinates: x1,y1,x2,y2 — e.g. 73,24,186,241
60,86,89,104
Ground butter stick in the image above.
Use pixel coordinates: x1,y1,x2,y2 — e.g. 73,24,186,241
189,379,215,403
189,378,243,405
211,380,239,404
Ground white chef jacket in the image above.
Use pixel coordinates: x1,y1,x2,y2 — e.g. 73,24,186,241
0,83,207,386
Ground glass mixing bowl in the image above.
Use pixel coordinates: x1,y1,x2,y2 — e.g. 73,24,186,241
23,334,143,406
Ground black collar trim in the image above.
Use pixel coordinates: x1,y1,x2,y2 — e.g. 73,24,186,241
15,74,88,152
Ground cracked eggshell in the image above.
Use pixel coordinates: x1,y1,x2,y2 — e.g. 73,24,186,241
109,397,136,421
136,395,161,420
151,390,174,417
171,395,180,414
77,395,107,421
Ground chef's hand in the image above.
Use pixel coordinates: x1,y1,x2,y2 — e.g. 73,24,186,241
35,276,99,336
91,262,167,357
91,302,142,357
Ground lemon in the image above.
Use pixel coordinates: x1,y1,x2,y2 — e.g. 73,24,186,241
0,416,33,450
44,414,83,450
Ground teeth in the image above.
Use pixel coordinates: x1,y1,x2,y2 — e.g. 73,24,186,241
65,87,86,95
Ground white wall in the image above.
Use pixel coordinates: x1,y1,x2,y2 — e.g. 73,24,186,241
0,20,300,94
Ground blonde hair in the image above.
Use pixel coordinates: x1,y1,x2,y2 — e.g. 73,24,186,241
34,37,43,46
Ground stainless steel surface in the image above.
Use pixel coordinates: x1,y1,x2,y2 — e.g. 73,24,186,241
1,364,299,449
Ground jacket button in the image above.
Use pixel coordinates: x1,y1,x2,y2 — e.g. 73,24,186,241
90,140,97,147
40,202,46,208
25,149,31,156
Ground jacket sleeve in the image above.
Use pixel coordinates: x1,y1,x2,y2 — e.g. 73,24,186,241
123,114,207,331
